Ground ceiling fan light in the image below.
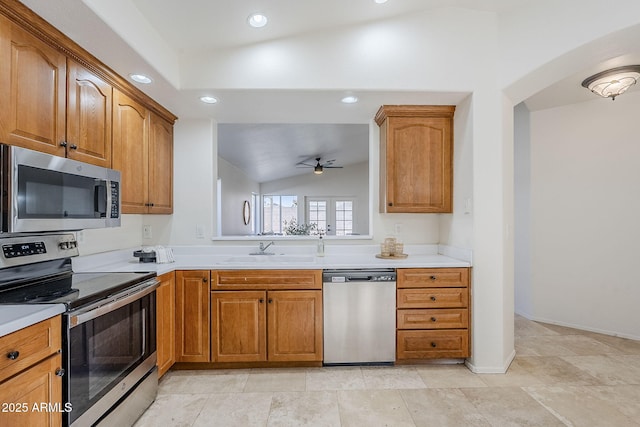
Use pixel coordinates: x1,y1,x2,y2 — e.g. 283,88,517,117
581,65,640,100
314,165,323,174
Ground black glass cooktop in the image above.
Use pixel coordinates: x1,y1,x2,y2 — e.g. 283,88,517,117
0,258,155,310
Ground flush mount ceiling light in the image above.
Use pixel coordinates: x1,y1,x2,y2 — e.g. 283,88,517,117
247,13,268,28
341,95,358,104
129,74,152,84
200,96,218,104
374,0,388,3
581,65,640,100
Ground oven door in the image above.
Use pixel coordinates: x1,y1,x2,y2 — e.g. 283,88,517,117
63,279,158,427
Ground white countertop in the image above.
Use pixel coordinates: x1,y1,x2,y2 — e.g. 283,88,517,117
0,304,65,338
73,244,472,275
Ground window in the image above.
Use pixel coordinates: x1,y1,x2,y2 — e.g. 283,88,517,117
306,197,354,236
262,195,297,234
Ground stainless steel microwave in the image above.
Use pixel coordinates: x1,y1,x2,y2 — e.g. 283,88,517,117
0,144,120,233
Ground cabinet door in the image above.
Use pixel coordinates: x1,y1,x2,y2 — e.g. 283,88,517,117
267,290,323,362
175,270,210,362
112,89,149,214
0,16,66,156
211,291,266,363
66,60,112,167
148,113,173,214
156,272,175,377
0,354,63,427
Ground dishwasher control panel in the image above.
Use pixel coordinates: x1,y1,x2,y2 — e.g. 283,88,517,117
323,269,396,283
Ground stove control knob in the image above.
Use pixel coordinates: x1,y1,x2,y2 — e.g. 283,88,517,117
59,242,69,250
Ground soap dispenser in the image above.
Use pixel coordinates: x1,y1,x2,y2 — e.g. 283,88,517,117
317,235,325,257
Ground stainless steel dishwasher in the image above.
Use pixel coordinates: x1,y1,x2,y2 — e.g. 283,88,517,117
323,269,396,365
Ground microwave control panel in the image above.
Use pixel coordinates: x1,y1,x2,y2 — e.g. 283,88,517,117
110,182,119,218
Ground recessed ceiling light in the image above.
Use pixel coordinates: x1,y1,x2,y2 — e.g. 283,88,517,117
374,0,388,4
200,96,218,104
247,13,268,28
129,74,152,84
341,95,359,104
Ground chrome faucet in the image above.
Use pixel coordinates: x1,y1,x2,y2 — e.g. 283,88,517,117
251,241,275,255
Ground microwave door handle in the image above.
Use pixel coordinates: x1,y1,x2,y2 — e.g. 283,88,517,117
94,181,107,217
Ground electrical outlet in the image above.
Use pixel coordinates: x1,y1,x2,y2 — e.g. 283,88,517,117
143,225,152,239
394,223,403,235
196,224,205,239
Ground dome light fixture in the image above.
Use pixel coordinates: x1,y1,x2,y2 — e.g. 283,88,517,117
248,13,268,28
200,96,218,104
341,95,358,104
581,65,640,100
374,0,389,3
129,74,152,84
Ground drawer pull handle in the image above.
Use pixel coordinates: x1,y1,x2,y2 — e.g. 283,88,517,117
55,368,65,377
431,317,437,322
430,275,437,281
431,342,437,348
6,351,19,360
430,296,437,301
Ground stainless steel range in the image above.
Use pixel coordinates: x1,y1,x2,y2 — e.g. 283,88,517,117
0,233,158,427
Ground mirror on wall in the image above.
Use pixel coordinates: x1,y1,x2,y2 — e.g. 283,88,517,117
217,123,370,238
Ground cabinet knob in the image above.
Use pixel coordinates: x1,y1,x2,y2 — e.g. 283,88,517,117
55,368,65,377
145,203,156,207
70,144,78,150
430,275,437,281
202,277,208,283
59,141,68,147
431,317,437,322
268,298,273,304
431,342,437,348
259,298,264,303
388,202,393,207
430,296,436,301
6,350,19,360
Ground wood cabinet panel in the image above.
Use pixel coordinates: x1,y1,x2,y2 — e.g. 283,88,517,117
112,89,149,214
212,270,322,290
0,316,61,382
397,308,469,330
397,330,469,359
175,270,210,362
148,113,173,214
376,105,454,213
211,291,266,363
397,288,468,309
156,271,175,377
0,15,66,156
397,268,469,288
66,60,112,167
0,353,62,427
267,290,323,362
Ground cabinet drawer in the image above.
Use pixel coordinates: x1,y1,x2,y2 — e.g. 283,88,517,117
212,270,322,290
398,268,469,288
397,330,469,359
397,288,468,309
397,309,468,330
0,316,61,382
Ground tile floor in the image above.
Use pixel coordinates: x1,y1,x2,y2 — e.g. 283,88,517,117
135,316,640,426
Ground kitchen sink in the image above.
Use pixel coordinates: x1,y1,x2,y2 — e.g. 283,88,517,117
221,255,316,264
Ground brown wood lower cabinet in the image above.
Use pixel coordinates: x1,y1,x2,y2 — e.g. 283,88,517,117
156,271,175,377
210,270,323,364
396,268,471,361
211,290,322,363
175,270,210,363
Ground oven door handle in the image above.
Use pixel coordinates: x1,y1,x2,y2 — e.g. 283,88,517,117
68,279,159,328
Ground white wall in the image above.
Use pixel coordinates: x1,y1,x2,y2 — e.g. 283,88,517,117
523,91,640,339
218,157,259,235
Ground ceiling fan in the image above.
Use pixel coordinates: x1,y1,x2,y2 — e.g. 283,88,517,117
296,157,343,175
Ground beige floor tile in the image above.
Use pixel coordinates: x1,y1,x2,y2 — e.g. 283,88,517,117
191,392,272,427
361,366,426,389
515,316,559,337
461,387,565,426
415,365,487,388
133,393,209,427
305,366,366,391
400,388,491,427
267,391,341,426
477,357,546,387
536,321,595,336
337,389,416,427
515,356,601,386
588,334,640,354
562,355,640,385
516,335,620,356
586,384,640,419
158,372,249,394
243,368,306,392
524,385,640,427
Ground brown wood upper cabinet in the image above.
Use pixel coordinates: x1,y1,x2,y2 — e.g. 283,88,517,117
375,105,455,213
112,89,173,214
